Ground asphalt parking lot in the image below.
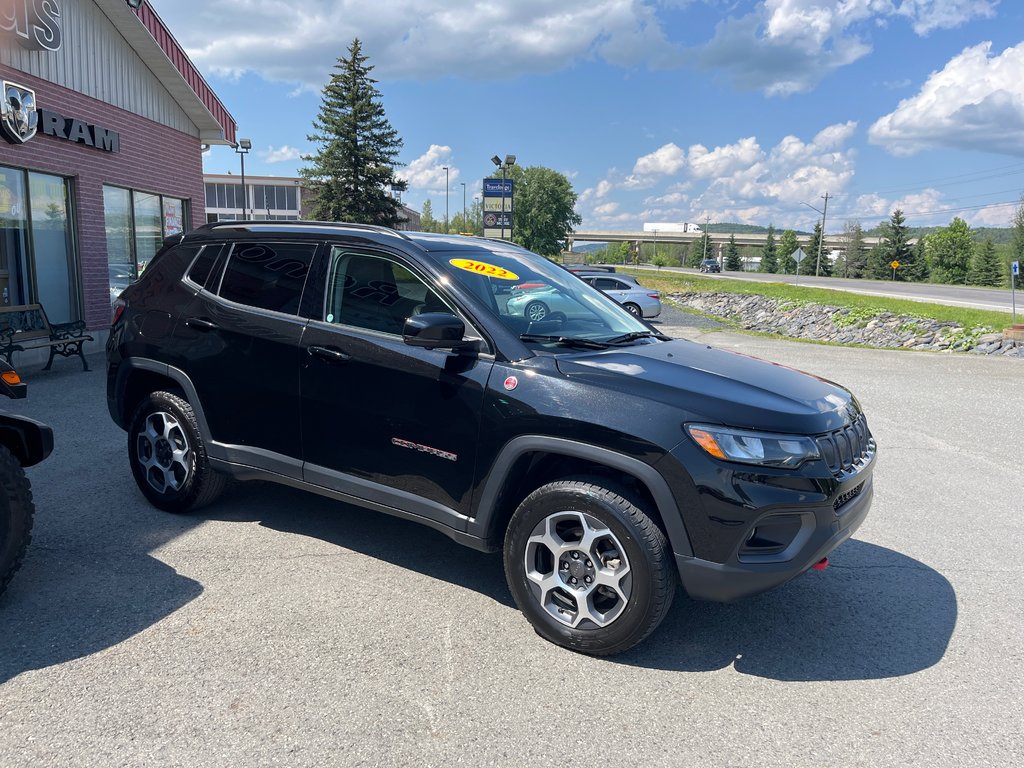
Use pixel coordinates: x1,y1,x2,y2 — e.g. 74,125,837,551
1,309,1021,767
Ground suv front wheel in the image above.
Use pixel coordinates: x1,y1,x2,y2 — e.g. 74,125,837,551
128,391,226,513
504,477,676,655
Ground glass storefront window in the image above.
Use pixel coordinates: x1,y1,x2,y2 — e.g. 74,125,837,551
104,186,190,303
0,166,80,322
0,167,30,308
29,172,78,324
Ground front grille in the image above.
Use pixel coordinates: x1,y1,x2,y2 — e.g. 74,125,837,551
816,413,874,477
833,481,864,511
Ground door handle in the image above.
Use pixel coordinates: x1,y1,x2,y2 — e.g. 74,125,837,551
308,345,351,363
185,317,218,331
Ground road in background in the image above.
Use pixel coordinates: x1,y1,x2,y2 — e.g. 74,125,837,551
630,264,1017,314
0,337,1021,767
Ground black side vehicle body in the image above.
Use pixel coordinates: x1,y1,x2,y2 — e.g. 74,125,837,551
107,222,875,654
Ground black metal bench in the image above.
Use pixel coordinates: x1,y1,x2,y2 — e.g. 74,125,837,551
0,304,94,371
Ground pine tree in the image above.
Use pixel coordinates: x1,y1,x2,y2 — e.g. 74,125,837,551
800,221,831,275
725,234,743,271
420,200,438,232
866,242,890,280
968,238,1003,286
904,238,929,282
1012,194,1024,285
836,221,866,278
759,225,778,273
881,209,913,280
301,38,407,226
776,229,798,274
689,233,712,267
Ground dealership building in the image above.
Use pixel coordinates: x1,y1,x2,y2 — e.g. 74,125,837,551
0,0,235,335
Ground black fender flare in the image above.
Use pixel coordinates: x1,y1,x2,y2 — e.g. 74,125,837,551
0,412,54,467
471,435,693,557
114,358,214,439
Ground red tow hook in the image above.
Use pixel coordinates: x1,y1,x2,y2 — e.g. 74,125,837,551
812,557,829,571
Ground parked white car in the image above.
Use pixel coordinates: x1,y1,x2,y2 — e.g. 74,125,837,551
577,274,662,319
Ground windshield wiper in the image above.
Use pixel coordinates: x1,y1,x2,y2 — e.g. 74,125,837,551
519,334,610,350
603,331,668,345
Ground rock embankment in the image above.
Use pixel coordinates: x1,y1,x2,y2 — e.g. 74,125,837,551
668,292,1022,357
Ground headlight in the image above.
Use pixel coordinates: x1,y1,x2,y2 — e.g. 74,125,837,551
686,424,820,468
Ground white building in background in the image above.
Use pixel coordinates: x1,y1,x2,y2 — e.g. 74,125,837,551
203,173,421,229
204,174,306,222
643,222,703,234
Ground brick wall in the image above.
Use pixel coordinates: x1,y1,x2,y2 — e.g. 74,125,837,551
0,64,207,331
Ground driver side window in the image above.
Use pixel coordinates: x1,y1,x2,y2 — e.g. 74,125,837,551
325,250,449,335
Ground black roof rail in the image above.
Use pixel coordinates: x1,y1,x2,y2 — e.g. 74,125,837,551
193,220,413,241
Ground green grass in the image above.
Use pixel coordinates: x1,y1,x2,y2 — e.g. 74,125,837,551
624,270,1013,330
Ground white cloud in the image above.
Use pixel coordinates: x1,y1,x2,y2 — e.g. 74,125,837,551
148,0,680,87
261,145,302,163
594,202,621,216
687,136,762,179
632,143,686,177
595,179,614,199
868,42,1024,157
399,144,459,191
695,0,998,96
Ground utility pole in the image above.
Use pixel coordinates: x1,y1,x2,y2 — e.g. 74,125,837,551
815,192,830,277
702,216,711,262
443,166,449,234
461,182,466,230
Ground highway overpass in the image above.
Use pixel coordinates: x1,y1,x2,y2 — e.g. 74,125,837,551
567,229,886,251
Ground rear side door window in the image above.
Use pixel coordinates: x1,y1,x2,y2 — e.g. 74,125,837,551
217,242,317,315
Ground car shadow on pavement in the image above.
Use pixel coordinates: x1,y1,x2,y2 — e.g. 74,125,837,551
613,539,956,681
200,481,515,609
0,363,206,685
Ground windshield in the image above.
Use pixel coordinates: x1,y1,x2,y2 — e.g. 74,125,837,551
432,244,654,347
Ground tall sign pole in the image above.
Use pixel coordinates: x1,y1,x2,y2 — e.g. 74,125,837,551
1013,261,1019,324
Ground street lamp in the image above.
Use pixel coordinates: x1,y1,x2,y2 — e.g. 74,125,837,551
234,138,252,220
461,182,466,230
442,165,449,234
491,153,516,240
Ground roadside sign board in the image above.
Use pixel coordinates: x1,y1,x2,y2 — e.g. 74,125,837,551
483,179,513,197
483,177,514,239
1013,261,1020,276
890,260,900,269
483,196,512,212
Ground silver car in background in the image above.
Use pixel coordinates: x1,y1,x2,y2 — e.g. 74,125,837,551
577,273,662,319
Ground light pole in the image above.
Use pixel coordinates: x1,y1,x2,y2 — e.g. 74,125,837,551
442,165,449,233
801,193,830,276
473,195,480,234
461,182,466,231
234,138,252,220
491,154,516,240
702,215,711,263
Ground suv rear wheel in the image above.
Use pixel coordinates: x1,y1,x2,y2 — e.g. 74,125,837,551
0,445,34,597
128,391,225,513
504,477,675,655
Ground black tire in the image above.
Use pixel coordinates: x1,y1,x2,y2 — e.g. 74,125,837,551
128,391,226,513
524,301,549,322
623,302,642,317
504,477,675,655
0,445,34,597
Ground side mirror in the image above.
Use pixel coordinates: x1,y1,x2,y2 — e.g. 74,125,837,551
403,312,468,350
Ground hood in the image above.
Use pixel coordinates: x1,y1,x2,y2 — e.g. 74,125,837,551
556,339,859,435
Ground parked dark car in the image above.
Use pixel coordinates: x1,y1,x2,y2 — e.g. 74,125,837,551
0,362,54,597
107,223,875,655
699,259,721,273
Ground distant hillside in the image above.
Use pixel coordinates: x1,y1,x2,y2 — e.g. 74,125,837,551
863,225,1014,244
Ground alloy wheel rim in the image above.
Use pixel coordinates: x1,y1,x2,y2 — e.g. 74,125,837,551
524,511,632,629
136,411,192,495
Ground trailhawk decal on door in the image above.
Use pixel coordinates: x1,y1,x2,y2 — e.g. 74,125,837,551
391,437,458,462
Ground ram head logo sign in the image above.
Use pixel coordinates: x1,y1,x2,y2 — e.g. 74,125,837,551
1,82,38,145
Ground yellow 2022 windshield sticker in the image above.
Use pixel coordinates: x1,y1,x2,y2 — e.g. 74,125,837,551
449,258,519,281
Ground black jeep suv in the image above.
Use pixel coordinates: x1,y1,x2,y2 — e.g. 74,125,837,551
107,222,875,655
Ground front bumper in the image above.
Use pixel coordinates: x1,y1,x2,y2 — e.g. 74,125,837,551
674,474,873,602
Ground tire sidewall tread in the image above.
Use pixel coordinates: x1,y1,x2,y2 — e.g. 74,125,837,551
0,444,34,597
504,476,675,656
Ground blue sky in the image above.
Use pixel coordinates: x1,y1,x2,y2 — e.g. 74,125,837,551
149,0,1024,233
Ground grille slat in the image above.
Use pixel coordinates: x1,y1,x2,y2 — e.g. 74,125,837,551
816,413,874,478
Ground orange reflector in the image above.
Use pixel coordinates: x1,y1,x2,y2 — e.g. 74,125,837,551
2,371,21,385
689,428,726,460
